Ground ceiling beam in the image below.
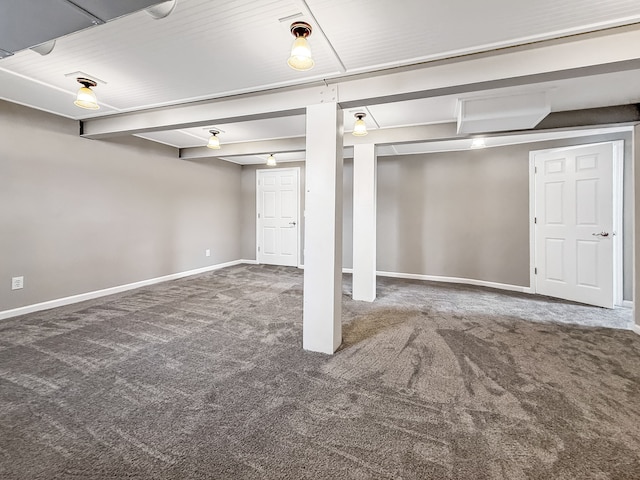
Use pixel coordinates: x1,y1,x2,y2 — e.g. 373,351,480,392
180,124,461,159
180,137,307,160
336,26,640,109
535,104,640,130
82,25,640,140
179,105,639,160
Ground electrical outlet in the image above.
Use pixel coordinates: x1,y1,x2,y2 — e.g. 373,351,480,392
205,249,211,257
11,276,24,290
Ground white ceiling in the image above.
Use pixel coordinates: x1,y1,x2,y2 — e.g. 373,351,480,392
221,126,633,165
1,0,640,162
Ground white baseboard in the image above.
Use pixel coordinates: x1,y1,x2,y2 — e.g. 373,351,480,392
297,265,353,274
376,270,531,294
621,300,634,309
0,259,248,321
241,259,259,265
298,265,528,293
633,324,640,336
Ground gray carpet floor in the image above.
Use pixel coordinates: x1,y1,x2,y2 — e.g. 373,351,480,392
1,264,639,479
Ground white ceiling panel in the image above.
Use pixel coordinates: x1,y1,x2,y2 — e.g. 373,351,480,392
1,0,639,155
219,151,306,165
192,126,630,165
183,115,307,143
0,69,118,119
136,66,640,150
4,0,640,121
391,127,631,155
367,97,457,128
138,115,307,148
0,0,341,115
365,70,640,132
307,0,640,71
135,130,202,148
547,69,640,111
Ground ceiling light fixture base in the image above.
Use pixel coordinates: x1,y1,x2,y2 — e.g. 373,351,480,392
290,21,312,37
77,77,97,88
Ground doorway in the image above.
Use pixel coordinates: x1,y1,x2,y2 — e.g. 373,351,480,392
529,141,623,308
256,167,300,267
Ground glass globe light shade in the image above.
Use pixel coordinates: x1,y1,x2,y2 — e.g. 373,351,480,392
207,133,221,149
74,86,99,110
287,36,314,71
352,117,368,136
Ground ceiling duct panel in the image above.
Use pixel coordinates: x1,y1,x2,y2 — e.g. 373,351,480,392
0,0,164,58
457,92,550,134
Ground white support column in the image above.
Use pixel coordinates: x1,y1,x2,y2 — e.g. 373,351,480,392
303,102,344,354
352,144,377,302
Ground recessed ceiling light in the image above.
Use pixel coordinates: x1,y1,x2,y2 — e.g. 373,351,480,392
470,137,486,149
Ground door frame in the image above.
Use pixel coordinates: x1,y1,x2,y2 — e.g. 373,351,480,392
528,140,624,306
256,167,301,266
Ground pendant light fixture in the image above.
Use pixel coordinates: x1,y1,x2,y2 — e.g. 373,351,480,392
266,154,277,166
352,112,368,136
207,130,221,149
287,21,314,71
74,77,99,110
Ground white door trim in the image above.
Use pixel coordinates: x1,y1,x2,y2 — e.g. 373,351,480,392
613,140,624,306
256,167,301,266
528,140,624,306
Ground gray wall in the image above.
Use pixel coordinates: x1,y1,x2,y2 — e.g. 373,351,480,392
0,101,242,311
241,134,632,300
372,133,633,299
6,96,627,313
240,160,354,269
375,132,633,298
376,149,529,285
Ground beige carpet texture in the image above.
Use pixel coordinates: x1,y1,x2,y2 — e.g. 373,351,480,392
1,264,639,479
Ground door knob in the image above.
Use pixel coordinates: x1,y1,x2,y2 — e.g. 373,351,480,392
289,221,297,226
592,231,609,237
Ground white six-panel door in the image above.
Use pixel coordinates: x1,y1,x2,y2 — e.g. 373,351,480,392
533,142,616,308
257,168,299,267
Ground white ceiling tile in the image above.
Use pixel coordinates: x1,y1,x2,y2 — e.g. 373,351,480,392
307,0,640,71
0,69,118,119
220,151,306,165
367,97,458,128
1,0,640,152
0,0,341,113
135,130,201,148
389,127,631,156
